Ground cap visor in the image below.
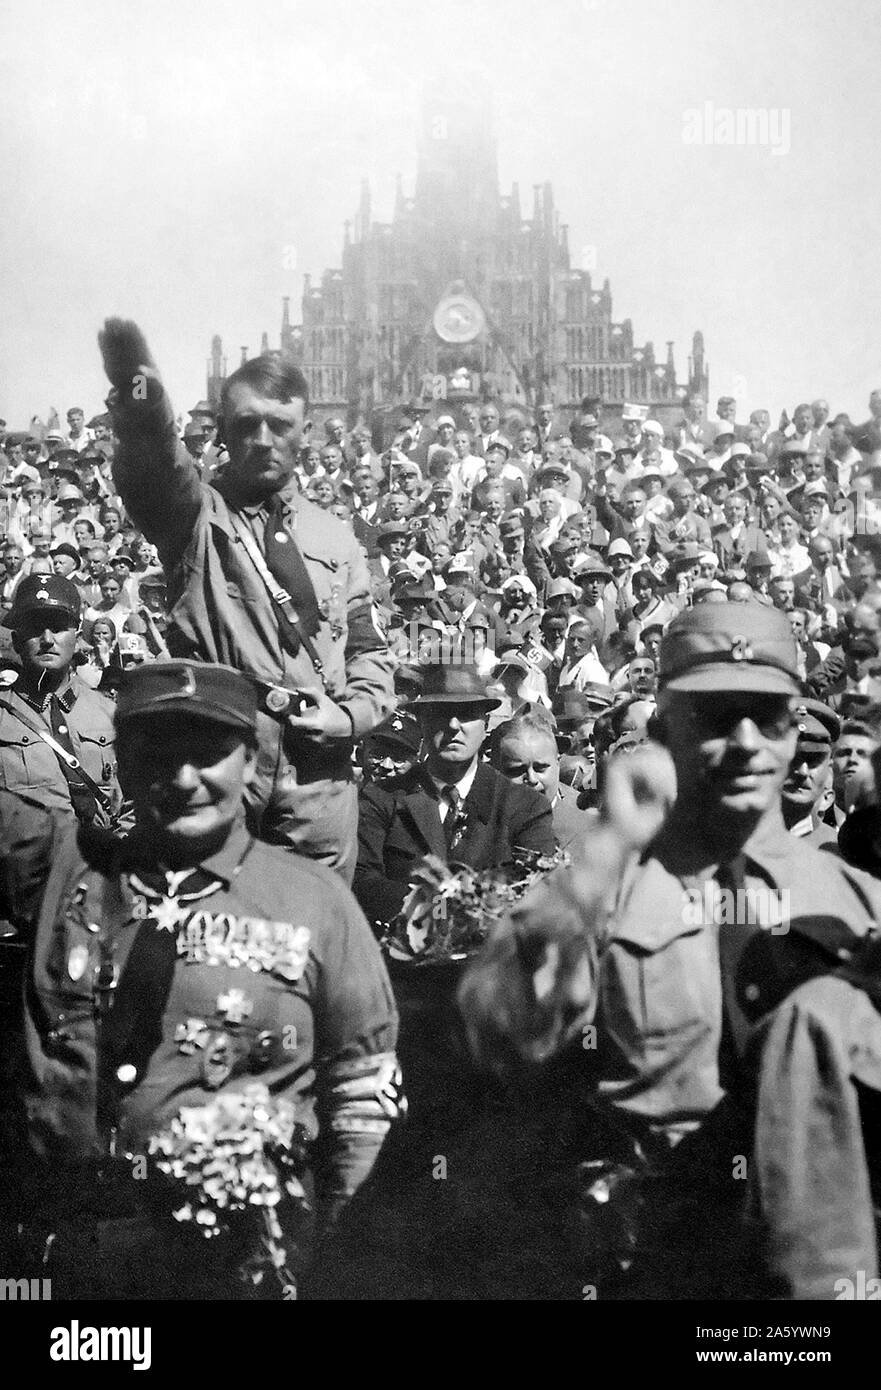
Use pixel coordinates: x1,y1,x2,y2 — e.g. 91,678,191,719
408,693,501,709
662,665,801,696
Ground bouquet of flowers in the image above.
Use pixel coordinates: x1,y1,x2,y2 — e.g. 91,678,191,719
146,1083,311,1295
381,848,569,965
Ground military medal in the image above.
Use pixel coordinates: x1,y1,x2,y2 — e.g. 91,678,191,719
67,943,90,982
200,1031,234,1089
216,988,254,1025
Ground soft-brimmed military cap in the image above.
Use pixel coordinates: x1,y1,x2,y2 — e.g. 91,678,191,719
659,602,800,695
116,661,257,731
3,573,82,629
792,697,840,747
574,550,612,579
376,521,409,546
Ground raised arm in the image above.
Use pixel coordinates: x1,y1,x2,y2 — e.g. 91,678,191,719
99,318,203,569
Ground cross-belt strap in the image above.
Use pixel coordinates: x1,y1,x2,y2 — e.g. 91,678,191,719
228,509,330,691
0,698,113,818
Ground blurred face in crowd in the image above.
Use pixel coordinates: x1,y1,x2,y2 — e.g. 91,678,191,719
454,431,472,459
580,572,606,606
483,489,505,522
222,382,308,502
479,405,499,435
418,701,489,776
659,688,797,824
101,507,121,538
301,447,322,476
803,451,825,481
629,529,650,560
432,487,452,513
541,613,567,648
119,715,256,865
67,409,85,436
631,571,654,607
832,731,879,810
495,726,560,802
802,500,824,531
788,608,807,643
771,577,795,611
698,555,719,580
356,476,379,506
436,421,455,446
621,488,646,521
320,445,343,475
3,543,24,576
90,619,115,647
717,397,736,422
351,430,371,456
517,427,538,455
686,395,705,422
724,495,747,528
432,542,451,574
759,494,782,527
628,657,656,698
99,575,122,607
325,418,345,446
777,513,799,546
74,520,97,547
382,535,406,562
483,447,507,477
811,400,829,427
810,537,834,570
793,404,812,435
539,490,562,522
310,479,335,508
565,622,599,665
87,545,109,576
537,403,554,429
13,609,79,679
671,486,694,516
846,601,881,666
608,551,632,579
642,629,663,662
52,552,78,578
385,492,409,520
330,502,352,525
361,736,418,788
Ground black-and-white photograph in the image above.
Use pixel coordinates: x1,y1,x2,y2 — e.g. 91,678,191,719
0,0,879,1344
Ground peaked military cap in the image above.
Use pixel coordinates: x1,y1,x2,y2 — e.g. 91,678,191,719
3,573,81,628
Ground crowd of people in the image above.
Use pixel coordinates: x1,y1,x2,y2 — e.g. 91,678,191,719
2,324,881,1300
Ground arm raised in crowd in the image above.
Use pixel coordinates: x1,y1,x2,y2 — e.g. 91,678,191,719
99,318,203,569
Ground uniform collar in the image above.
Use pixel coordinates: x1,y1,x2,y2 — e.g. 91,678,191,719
118,814,253,889
650,806,793,888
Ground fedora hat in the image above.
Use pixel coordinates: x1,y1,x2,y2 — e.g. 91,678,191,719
408,661,501,708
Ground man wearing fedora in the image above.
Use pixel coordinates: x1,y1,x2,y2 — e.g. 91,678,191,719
353,659,555,928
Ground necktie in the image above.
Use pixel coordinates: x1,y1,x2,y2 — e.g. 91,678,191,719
262,495,321,653
714,853,759,1087
441,784,462,852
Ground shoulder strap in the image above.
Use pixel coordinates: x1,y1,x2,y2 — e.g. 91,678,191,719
0,697,112,818
227,509,330,691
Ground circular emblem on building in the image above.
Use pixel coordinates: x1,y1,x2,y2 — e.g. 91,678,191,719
433,293,485,344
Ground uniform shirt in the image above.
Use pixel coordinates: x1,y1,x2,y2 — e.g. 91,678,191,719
0,673,119,820
750,970,881,1298
0,806,400,1211
590,811,881,1145
111,392,395,739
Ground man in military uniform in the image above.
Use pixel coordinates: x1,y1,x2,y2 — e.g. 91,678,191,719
0,661,401,1299
98,319,395,882
780,697,840,848
461,601,881,1297
0,573,121,826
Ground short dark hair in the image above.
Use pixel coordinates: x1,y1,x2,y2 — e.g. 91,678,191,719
221,352,309,414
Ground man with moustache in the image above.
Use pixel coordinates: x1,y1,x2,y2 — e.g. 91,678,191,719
99,319,394,882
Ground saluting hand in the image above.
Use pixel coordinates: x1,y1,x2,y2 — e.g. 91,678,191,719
98,317,163,406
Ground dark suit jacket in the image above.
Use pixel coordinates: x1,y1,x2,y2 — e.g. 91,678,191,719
353,761,555,926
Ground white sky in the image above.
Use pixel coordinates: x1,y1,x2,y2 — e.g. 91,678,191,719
1,0,879,426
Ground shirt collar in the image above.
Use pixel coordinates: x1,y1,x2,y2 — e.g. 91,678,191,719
428,756,480,802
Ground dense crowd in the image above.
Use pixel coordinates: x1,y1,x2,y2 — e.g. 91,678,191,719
4,349,881,1302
